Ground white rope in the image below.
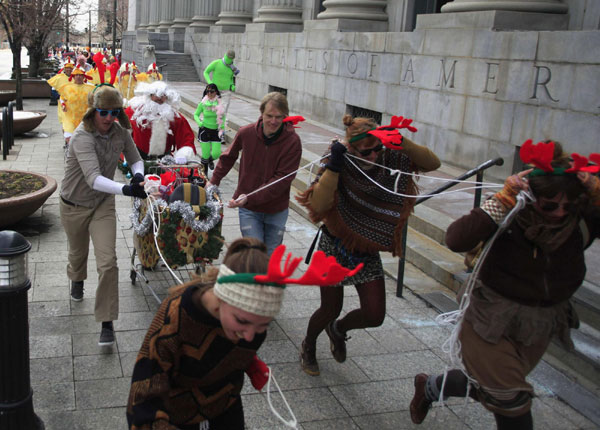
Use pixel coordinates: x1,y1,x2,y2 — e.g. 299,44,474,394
146,195,184,290
233,156,328,203
345,153,501,187
433,191,534,408
265,367,298,429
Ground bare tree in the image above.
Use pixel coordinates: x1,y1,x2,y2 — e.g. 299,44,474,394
0,0,66,109
25,0,67,77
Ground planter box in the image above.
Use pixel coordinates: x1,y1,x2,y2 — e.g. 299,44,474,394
0,79,51,98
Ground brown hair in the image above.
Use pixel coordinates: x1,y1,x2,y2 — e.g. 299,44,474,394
528,141,586,201
343,114,378,147
260,92,289,116
168,237,269,294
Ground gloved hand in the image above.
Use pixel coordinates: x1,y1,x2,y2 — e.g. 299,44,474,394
231,84,236,92
494,169,531,209
326,140,347,172
122,184,147,199
130,173,144,187
245,355,269,391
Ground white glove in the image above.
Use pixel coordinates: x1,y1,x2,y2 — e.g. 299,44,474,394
175,157,187,165
218,129,225,139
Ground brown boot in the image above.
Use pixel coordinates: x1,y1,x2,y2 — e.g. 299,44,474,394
410,373,432,424
300,339,320,376
325,320,348,363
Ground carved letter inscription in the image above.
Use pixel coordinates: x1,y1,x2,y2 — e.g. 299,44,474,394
347,53,358,75
438,59,457,89
530,66,559,102
484,62,499,94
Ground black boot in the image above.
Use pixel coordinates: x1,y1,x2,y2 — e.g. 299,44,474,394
208,157,214,170
201,158,210,177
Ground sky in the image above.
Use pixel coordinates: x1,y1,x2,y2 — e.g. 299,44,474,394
69,0,100,32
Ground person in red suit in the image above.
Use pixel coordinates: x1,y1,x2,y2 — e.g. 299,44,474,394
125,81,196,160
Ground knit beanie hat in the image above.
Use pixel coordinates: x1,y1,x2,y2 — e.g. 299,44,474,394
82,85,131,132
214,264,284,318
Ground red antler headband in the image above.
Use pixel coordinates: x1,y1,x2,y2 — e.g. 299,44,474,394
520,139,600,176
213,245,362,317
283,116,305,128
348,115,418,150
217,244,363,287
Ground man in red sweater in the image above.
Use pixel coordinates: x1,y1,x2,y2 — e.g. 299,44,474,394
125,81,196,159
207,92,302,255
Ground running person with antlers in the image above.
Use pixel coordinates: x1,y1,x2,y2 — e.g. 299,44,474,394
409,141,600,430
296,114,440,375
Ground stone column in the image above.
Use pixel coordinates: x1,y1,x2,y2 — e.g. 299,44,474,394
254,0,303,31
190,0,221,32
146,0,161,31
135,1,150,30
441,0,568,13
158,0,175,32
215,0,253,31
170,0,194,52
316,0,388,31
414,0,569,30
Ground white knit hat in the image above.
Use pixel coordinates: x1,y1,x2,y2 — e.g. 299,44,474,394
213,264,284,318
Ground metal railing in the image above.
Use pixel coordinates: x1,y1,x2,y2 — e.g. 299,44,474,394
2,101,15,160
396,157,504,297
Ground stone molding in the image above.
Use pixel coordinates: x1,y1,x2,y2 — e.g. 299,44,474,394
441,0,568,14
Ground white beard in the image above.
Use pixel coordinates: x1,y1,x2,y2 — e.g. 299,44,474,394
129,95,179,156
148,118,169,155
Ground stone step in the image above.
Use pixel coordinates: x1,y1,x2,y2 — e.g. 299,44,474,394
155,52,200,82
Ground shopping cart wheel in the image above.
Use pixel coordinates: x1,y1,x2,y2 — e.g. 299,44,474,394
130,269,136,284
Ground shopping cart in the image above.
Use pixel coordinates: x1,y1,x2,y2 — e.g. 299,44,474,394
129,161,224,303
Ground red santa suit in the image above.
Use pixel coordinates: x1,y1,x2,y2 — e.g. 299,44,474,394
124,81,196,159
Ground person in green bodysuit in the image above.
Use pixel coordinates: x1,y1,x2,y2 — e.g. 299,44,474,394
194,83,226,177
203,50,239,92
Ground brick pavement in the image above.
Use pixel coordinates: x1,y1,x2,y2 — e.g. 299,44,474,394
0,97,596,429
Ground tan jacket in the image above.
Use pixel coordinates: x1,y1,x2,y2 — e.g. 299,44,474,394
61,122,142,208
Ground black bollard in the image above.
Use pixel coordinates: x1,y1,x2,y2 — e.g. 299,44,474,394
0,230,44,430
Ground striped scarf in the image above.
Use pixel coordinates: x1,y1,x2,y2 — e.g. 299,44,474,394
299,148,417,256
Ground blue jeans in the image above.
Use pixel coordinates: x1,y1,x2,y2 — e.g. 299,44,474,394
238,207,288,255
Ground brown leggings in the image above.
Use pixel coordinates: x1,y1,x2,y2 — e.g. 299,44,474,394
305,277,386,345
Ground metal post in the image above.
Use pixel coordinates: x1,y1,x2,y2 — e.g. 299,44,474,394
112,0,118,57
7,101,14,150
2,107,7,160
0,231,44,430
396,223,408,298
474,170,483,208
88,10,92,48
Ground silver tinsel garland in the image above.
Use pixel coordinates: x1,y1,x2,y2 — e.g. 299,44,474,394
130,185,223,237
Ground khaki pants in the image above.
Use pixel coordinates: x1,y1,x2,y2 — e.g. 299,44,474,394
60,196,119,322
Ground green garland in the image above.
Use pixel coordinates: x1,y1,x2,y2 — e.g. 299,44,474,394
155,204,224,268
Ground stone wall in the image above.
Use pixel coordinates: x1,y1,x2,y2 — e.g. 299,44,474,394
179,16,599,178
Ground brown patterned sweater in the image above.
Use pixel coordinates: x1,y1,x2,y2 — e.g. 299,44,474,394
126,285,266,429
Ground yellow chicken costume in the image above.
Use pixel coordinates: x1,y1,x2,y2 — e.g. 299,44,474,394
47,58,75,128
137,62,163,83
58,66,95,138
117,62,140,101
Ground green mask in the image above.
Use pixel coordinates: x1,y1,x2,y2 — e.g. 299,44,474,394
224,55,233,65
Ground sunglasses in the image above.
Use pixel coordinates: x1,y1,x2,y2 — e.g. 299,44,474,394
357,143,384,157
96,108,121,117
537,201,576,212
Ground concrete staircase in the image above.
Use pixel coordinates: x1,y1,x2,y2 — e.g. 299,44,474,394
155,51,200,82
177,92,600,401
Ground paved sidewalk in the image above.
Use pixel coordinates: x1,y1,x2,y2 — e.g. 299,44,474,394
1,97,597,429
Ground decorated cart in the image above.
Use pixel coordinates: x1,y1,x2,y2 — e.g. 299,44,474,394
129,158,224,301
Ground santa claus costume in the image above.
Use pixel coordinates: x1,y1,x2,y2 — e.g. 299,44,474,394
125,81,196,159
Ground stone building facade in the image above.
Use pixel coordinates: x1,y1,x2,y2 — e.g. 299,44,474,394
123,0,600,178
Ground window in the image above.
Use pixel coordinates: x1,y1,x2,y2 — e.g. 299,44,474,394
346,105,382,125
268,85,287,97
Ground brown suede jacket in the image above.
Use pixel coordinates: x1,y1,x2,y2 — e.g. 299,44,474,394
446,205,600,306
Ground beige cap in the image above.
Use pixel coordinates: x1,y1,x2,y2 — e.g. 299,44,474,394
213,264,283,318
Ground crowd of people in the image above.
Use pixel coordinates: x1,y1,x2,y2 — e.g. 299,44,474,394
45,45,600,430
